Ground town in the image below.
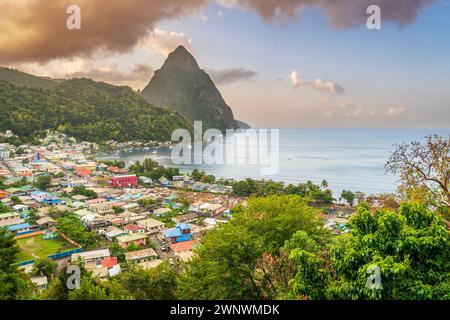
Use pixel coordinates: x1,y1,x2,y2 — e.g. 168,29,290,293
0,130,245,290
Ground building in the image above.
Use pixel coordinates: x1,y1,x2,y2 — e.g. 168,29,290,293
123,224,145,234
0,147,10,159
163,224,192,243
109,175,138,188
8,222,32,235
71,248,111,265
124,248,158,265
36,217,56,229
31,276,48,291
100,226,127,241
116,233,148,249
137,218,166,234
170,240,196,262
172,213,198,224
81,214,112,230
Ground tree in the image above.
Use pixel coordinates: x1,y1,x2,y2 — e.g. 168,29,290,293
340,190,355,206
177,195,327,300
56,214,100,248
31,258,57,279
112,206,125,214
287,203,450,300
0,228,35,299
386,135,449,207
70,185,97,200
34,175,52,190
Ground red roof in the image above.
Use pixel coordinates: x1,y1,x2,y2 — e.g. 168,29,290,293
170,240,196,252
112,219,126,225
101,256,118,268
108,166,120,173
123,224,144,232
75,168,91,176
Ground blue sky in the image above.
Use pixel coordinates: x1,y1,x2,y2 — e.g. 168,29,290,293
156,2,450,128
2,0,449,128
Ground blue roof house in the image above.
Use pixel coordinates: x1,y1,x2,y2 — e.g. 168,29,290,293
8,222,31,235
31,190,50,202
163,224,191,243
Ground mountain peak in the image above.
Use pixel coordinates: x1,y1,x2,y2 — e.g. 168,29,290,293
163,46,199,71
141,46,239,132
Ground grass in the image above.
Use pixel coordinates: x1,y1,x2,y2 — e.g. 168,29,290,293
16,235,75,262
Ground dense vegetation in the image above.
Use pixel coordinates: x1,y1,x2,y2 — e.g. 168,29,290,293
0,77,192,143
129,158,181,181
231,178,334,204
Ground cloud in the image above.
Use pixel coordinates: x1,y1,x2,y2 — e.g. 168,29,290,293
206,67,257,85
15,58,153,90
0,0,207,64
140,28,194,57
387,106,406,116
218,0,436,28
0,0,436,64
290,71,345,95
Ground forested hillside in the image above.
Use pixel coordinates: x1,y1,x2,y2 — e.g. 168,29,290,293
0,78,192,142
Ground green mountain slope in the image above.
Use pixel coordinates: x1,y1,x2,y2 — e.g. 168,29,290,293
0,67,60,90
141,46,239,132
0,78,192,142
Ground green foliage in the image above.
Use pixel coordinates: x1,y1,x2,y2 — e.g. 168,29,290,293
288,202,450,300
232,178,334,204
0,79,192,142
100,160,126,169
112,206,125,214
177,195,327,300
340,190,356,206
56,214,100,248
70,185,97,200
130,158,180,180
0,202,10,213
31,258,57,279
0,228,36,300
34,175,52,191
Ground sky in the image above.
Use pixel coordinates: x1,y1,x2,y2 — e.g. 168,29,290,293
0,0,449,128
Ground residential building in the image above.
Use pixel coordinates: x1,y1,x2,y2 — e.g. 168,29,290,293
137,218,165,234
109,175,138,188
116,233,147,249
163,224,192,244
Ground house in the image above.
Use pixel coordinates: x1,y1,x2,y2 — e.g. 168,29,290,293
137,218,165,234
75,168,92,177
124,248,158,264
89,203,115,215
74,208,95,218
0,147,10,159
170,240,196,262
71,248,111,265
123,224,145,234
31,190,49,202
159,177,171,187
172,213,198,224
81,214,112,230
100,226,127,241
31,276,48,290
8,222,32,235
163,224,192,244
0,212,21,223
109,175,138,188
116,233,148,249
36,217,56,229
13,204,29,213
139,176,153,185
153,207,172,217
0,190,8,199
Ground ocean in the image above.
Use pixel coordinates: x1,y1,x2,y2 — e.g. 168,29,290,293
100,128,449,197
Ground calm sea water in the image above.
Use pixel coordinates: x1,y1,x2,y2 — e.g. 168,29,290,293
102,128,449,197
